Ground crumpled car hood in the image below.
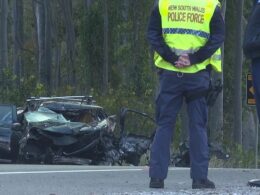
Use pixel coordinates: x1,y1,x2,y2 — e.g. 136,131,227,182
25,111,110,135
28,120,109,135
42,122,86,135
43,119,109,134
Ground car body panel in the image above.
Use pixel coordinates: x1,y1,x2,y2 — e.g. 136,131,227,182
0,104,17,160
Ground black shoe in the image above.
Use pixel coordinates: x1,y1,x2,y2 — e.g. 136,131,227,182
192,178,215,189
149,178,164,188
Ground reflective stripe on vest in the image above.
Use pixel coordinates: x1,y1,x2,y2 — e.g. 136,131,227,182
162,28,210,39
155,0,222,73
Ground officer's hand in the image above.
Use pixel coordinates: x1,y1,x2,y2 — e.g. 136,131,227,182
175,54,191,68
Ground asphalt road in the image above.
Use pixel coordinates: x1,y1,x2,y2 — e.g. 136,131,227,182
0,165,260,195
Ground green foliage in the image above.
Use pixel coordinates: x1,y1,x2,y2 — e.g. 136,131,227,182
81,0,104,91
210,145,256,168
0,68,45,105
215,144,256,168
94,85,155,116
91,84,156,137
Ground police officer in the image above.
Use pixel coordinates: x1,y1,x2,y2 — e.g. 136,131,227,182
244,0,260,188
147,0,225,189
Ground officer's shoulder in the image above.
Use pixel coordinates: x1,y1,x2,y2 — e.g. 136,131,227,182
208,0,221,7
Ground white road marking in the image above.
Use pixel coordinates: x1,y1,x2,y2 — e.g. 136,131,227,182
0,168,144,175
0,167,189,175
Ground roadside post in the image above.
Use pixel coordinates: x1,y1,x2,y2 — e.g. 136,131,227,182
246,73,258,169
247,73,260,187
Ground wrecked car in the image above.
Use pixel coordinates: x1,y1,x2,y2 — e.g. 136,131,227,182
15,96,154,165
0,104,21,163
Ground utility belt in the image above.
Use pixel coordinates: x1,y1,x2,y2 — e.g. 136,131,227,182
156,66,212,76
156,66,223,107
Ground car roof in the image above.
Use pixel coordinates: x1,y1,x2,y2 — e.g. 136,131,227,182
25,96,103,111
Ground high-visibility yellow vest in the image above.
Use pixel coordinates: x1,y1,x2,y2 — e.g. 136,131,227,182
155,0,222,73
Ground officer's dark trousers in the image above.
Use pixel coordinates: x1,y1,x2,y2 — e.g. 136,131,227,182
252,57,260,120
149,69,210,180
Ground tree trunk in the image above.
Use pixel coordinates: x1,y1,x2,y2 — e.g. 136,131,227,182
132,1,142,96
34,0,52,95
85,0,92,8
34,0,45,85
60,0,76,89
51,1,61,92
233,0,244,145
0,0,8,85
208,0,226,143
44,0,52,95
102,0,109,94
121,0,129,85
32,0,39,75
242,110,257,151
13,0,24,86
83,0,92,93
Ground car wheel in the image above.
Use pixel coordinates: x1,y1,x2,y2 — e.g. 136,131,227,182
19,142,43,164
10,131,22,163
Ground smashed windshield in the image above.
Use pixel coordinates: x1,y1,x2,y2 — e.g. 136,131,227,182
24,107,68,123
0,105,14,125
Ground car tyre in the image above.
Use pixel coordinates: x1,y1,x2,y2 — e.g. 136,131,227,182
19,142,43,164
10,131,22,163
